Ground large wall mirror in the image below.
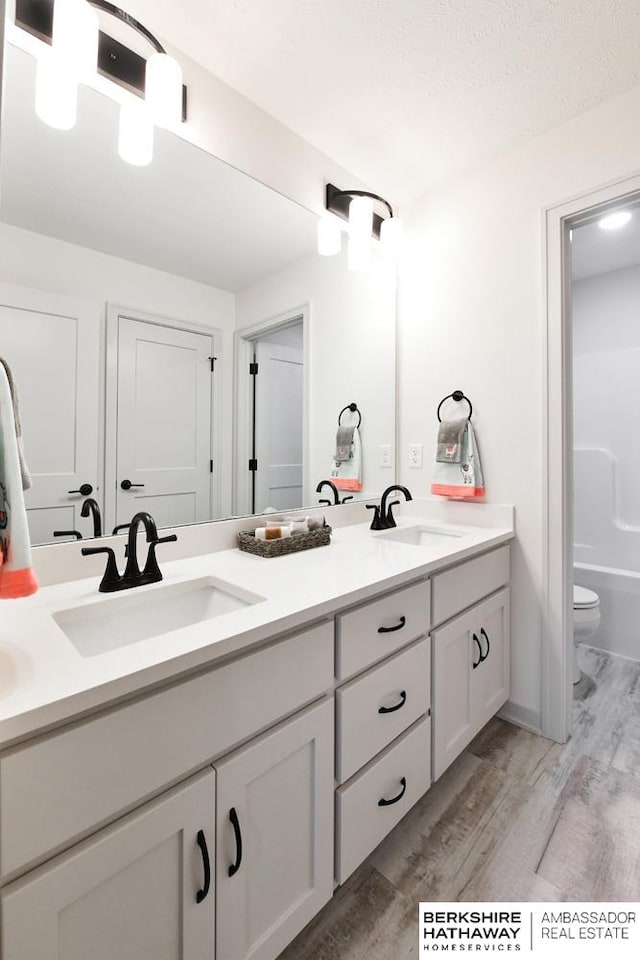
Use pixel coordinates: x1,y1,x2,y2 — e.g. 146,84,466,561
0,34,397,546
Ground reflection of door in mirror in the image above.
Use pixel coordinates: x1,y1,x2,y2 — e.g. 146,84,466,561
252,322,304,515
0,283,101,545
110,315,215,533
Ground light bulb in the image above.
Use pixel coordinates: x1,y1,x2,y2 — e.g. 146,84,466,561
145,52,183,128
348,234,370,271
317,213,342,256
52,0,99,81
380,216,403,258
118,97,154,166
598,211,632,231
35,50,78,130
348,195,373,244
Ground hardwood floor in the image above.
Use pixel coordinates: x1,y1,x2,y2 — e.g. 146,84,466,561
279,645,640,960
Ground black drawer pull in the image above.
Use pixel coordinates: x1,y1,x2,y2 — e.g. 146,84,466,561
195,830,211,903
480,627,491,662
378,776,407,807
228,807,243,877
472,633,482,669
377,615,406,634
378,690,407,714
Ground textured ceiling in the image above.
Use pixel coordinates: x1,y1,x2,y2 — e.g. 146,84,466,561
121,0,640,205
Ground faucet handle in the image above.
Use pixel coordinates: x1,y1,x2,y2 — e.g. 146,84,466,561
385,500,401,529
142,534,178,582
81,546,123,593
366,503,384,531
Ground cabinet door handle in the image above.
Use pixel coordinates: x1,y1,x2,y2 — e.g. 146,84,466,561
378,776,407,807
228,807,243,877
195,830,211,903
480,627,491,662
377,615,406,634
472,633,482,669
378,690,407,714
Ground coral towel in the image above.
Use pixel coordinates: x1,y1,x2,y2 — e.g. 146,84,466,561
431,420,485,499
0,365,38,598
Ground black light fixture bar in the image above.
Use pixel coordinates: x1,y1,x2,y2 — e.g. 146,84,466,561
325,183,394,240
15,0,188,120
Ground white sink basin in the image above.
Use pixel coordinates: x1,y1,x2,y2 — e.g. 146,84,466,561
53,577,265,658
378,525,466,547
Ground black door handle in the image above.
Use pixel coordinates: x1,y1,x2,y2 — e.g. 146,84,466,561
378,690,407,714
378,776,407,807
472,633,482,669
68,483,93,496
53,530,83,539
480,627,491,662
120,479,145,490
377,615,406,634
195,830,211,903
228,807,243,877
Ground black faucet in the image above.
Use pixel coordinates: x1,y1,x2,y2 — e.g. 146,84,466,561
316,479,340,506
82,511,177,593
368,485,413,530
81,497,102,538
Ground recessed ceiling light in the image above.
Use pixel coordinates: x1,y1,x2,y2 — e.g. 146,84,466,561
598,211,633,231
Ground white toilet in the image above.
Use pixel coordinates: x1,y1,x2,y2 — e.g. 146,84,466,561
573,584,601,683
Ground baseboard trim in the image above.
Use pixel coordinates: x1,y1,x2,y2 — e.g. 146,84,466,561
498,700,543,737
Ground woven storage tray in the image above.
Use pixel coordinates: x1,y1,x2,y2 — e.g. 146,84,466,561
237,524,332,558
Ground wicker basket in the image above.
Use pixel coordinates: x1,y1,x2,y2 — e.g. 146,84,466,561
237,524,332,558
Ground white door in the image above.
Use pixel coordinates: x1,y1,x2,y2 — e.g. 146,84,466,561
0,284,101,544
215,699,334,960
472,588,511,723
432,608,475,780
254,340,303,513
1,769,216,960
114,316,213,529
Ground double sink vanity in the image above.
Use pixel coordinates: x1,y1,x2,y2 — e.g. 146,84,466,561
0,499,514,960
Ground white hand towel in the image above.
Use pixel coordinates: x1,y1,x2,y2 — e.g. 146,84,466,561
431,421,485,499
329,425,362,493
0,366,38,598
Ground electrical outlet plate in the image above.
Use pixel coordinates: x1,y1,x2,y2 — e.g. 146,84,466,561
409,444,423,468
379,444,393,468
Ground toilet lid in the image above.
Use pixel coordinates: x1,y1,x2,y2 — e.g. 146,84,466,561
574,585,599,609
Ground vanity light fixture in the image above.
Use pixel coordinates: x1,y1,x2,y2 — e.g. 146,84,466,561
318,183,403,269
17,0,185,165
598,210,633,231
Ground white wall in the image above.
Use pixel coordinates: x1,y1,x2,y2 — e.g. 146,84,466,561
573,265,640,569
397,82,640,733
236,247,397,505
0,221,236,516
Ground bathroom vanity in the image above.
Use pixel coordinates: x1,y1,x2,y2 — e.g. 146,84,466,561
0,507,513,960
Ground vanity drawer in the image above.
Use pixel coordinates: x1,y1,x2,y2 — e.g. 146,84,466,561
336,637,430,783
335,716,431,884
431,545,510,627
336,580,430,681
0,621,333,882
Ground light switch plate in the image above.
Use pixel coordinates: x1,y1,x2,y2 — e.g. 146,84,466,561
409,444,423,468
379,444,393,467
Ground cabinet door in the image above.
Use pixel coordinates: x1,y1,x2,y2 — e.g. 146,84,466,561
472,588,510,725
1,770,215,960
215,698,334,960
431,607,476,780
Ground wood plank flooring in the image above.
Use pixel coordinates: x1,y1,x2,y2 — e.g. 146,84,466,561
279,645,640,960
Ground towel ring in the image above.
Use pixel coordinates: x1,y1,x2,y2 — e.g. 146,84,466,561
437,390,473,422
338,403,362,428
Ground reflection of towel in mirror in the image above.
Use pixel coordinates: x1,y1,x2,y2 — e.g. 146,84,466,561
0,357,32,490
0,365,38,598
330,426,362,492
335,425,355,462
431,421,484,499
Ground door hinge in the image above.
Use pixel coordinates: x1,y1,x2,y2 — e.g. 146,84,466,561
248,458,258,472
208,356,217,372
210,459,213,474
249,362,258,376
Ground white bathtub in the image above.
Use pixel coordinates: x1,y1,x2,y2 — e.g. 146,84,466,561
574,561,640,661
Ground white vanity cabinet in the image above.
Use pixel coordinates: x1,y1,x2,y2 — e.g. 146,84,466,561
1,769,216,960
432,586,510,779
215,699,334,960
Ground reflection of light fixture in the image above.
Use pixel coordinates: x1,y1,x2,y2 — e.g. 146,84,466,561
17,0,185,164
598,211,632,231
317,183,402,269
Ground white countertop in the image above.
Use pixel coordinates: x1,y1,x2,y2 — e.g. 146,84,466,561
0,508,514,748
